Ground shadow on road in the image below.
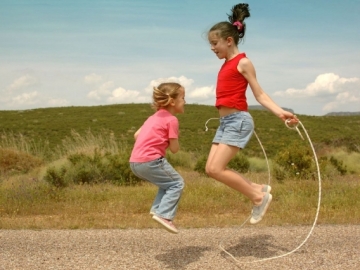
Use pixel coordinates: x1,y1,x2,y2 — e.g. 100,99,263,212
155,246,211,269
220,234,290,259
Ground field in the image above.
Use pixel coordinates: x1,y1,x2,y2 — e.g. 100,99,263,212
1,103,359,157
0,104,359,229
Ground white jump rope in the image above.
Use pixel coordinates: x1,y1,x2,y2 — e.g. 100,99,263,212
204,117,322,264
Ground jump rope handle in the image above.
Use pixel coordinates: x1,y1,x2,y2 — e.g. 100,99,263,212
285,119,304,140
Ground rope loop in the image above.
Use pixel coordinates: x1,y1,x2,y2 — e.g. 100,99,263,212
204,117,322,265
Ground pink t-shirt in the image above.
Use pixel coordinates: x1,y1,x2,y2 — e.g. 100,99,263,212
129,109,179,162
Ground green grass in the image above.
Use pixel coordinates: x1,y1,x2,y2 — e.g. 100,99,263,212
0,104,359,229
0,170,359,229
1,104,359,158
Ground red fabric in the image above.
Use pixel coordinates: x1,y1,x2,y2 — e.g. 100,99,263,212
215,53,248,111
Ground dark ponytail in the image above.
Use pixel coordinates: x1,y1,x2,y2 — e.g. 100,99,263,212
228,3,250,39
209,3,251,45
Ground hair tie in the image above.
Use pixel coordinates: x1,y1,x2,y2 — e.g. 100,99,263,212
233,21,243,31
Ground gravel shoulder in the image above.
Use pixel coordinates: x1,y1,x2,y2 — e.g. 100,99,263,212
1,225,359,270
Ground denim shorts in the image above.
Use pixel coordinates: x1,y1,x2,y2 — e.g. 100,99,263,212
212,111,254,149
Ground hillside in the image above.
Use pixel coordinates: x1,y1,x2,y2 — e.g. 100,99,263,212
325,111,360,116
0,104,359,157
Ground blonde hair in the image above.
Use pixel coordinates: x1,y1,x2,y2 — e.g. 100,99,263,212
152,82,183,110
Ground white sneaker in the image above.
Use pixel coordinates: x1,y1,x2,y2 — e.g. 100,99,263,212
152,215,178,234
250,193,273,225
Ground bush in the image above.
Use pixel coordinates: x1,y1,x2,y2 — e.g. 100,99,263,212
248,157,270,173
44,166,68,188
166,150,194,169
329,156,347,175
273,142,315,180
43,149,141,187
317,156,342,180
194,152,250,175
228,152,250,173
0,148,43,177
194,155,207,175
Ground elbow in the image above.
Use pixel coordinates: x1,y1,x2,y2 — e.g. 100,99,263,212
170,147,179,154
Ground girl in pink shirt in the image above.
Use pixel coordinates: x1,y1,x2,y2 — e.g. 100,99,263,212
130,82,186,234
206,3,298,224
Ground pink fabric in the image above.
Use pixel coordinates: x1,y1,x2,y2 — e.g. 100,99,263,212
233,21,243,30
129,109,179,162
215,53,248,111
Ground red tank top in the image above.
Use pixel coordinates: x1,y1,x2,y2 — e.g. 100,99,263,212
215,53,248,111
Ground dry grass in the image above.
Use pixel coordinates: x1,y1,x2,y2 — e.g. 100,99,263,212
1,170,359,229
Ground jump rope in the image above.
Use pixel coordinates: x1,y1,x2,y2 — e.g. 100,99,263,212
204,117,322,264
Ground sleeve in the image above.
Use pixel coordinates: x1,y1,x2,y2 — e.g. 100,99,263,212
167,118,179,139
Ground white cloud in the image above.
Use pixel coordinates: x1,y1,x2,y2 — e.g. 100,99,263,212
87,81,114,100
86,79,150,104
7,75,39,92
273,73,360,113
47,98,70,107
145,76,194,93
188,86,215,100
84,73,103,84
274,73,359,98
107,87,149,103
322,91,360,112
85,75,199,105
143,75,216,104
10,91,39,106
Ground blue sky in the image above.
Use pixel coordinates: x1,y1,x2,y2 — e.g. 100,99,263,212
1,0,359,115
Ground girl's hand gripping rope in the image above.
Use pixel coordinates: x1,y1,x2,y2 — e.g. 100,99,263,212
285,118,304,140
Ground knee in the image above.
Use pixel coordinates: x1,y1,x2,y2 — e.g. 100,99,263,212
179,179,185,190
205,165,221,179
176,178,185,191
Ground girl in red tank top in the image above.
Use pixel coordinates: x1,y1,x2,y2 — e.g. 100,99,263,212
205,3,298,224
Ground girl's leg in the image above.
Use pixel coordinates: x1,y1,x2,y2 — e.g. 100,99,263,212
206,143,263,205
228,168,267,193
150,188,165,214
153,159,184,220
130,159,184,220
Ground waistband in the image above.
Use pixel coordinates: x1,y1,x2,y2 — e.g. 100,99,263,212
220,111,251,120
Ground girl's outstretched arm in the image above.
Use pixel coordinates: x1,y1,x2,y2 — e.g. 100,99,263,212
238,58,298,123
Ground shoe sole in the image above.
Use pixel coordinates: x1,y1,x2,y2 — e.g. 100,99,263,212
152,215,178,234
149,211,155,216
250,193,273,225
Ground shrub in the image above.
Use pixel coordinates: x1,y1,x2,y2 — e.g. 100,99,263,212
248,157,271,173
273,142,315,180
194,155,207,175
329,156,347,175
317,156,342,180
0,148,43,177
43,149,141,187
329,149,359,174
166,150,194,169
193,152,250,175
228,152,250,173
44,166,68,188
0,132,51,160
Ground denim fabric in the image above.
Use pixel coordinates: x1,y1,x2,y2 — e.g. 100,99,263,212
130,158,184,220
212,111,254,149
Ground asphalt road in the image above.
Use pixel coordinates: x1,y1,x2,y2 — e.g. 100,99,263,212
1,225,359,269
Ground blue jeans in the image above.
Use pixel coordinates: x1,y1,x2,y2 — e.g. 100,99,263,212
130,157,184,220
